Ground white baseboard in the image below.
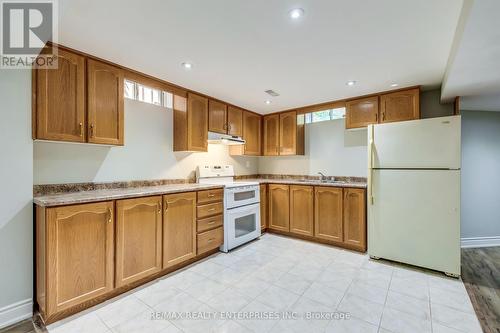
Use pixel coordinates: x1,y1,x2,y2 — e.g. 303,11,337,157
461,236,500,248
0,299,32,329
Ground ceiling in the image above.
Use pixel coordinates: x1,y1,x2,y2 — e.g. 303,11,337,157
59,0,463,114
441,0,500,111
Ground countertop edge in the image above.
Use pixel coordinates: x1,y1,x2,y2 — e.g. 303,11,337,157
248,179,368,188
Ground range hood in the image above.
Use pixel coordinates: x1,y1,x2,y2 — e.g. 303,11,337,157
207,132,245,145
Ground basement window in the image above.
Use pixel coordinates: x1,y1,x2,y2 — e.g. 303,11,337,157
304,107,346,124
124,79,173,108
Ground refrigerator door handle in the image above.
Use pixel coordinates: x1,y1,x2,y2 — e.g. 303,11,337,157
368,125,375,204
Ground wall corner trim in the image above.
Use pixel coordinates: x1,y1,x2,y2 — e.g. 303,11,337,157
461,236,500,248
0,299,32,329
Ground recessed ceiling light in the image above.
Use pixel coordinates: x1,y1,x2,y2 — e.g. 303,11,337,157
289,8,304,19
346,80,356,86
390,83,399,87
181,62,192,69
265,100,272,105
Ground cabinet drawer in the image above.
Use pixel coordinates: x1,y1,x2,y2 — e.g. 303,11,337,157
197,202,223,219
197,227,223,254
197,214,223,233
197,189,223,204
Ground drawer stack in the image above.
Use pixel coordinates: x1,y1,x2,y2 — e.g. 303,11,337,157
196,189,224,254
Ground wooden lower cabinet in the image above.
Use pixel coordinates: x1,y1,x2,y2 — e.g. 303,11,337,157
289,185,313,236
343,188,367,251
260,184,267,230
268,184,290,231
37,201,115,318
115,196,162,287
163,192,197,268
314,187,343,242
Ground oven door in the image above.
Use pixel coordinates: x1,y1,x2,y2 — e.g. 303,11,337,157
225,185,260,209
224,203,261,251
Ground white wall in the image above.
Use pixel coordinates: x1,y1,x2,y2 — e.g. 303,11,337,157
461,110,500,245
0,71,33,327
259,119,368,177
34,99,258,184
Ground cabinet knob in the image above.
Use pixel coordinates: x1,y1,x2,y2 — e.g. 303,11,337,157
79,122,83,136
107,208,112,223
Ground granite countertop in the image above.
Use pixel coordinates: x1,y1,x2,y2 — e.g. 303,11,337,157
245,178,367,188
34,183,223,207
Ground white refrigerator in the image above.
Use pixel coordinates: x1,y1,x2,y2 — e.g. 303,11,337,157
367,116,461,276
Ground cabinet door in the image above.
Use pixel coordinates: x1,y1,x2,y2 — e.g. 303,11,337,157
260,184,267,230
163,192,197,268
290,185,313,236
243,111,262,155
263,114,279,156
115,196,162,287
268,184,290,232
314,187,343,242
344,188,367,251
187,93,208,151
380,88,420,124
227,106,243,137
279,111,297,155
46,202,114,316
36,48,86,142
208,100,227,134
345,96,379,129
87,59,124,145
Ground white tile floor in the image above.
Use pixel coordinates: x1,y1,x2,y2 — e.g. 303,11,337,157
47,233,483,333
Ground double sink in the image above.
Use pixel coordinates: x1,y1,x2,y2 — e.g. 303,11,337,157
297,179,347,185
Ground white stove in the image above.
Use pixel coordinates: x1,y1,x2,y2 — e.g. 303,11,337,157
196,165,261,252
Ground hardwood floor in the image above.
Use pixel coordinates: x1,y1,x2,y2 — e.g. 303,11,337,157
462,247,500,333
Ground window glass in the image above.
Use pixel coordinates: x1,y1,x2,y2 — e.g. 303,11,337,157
163,91,173,108
124,80,135,99
304,107,346,124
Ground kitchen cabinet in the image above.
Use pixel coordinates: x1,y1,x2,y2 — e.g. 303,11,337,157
38,201,114,318
163,192,197,268
33,48,124,145
343,188,367,251
227,106,243,136
187,93,209,151
197,227,224,255
380,88,420,124
174,93,209,151
208,99,227,134
289,185,314,236
263,114,280,156
314,187,343,242
242,111,262,155
279,111,298,155
345,96,379,129
87,59,124,145
260,184,267,230
115,196,162,287
34,48,86,142
268,184,290,232
196,189,224,254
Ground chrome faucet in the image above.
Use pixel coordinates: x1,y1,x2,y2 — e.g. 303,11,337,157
318,172,327,182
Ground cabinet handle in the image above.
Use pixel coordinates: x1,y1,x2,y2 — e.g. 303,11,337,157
208,208,216,212
164,202,169,211
107,208,112,223
89,124,95,138
375,113,378,122
207,193,215,198
228,124,232,132
79,122,83,136
223,123,227,131
207,238,214,243
207,221,216,225
158,204,161,214
382,112,386,121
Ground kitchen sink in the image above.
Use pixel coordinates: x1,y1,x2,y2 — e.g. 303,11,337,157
297,179,347,184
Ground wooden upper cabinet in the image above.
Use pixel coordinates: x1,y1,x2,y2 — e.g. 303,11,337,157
345,96,379,129
163,192,197,268
87,59,124,145
208,99,227,134
314,187,343,243
380,88,420,124
227,106,243,137
187,93,208,151
343,188,367,252
45,202,114,316
263,114,279,156
35,48,86,142
280,111,301,155
289,185,313,237
268,184,290,232
115,196,162,287
243,111,262,155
